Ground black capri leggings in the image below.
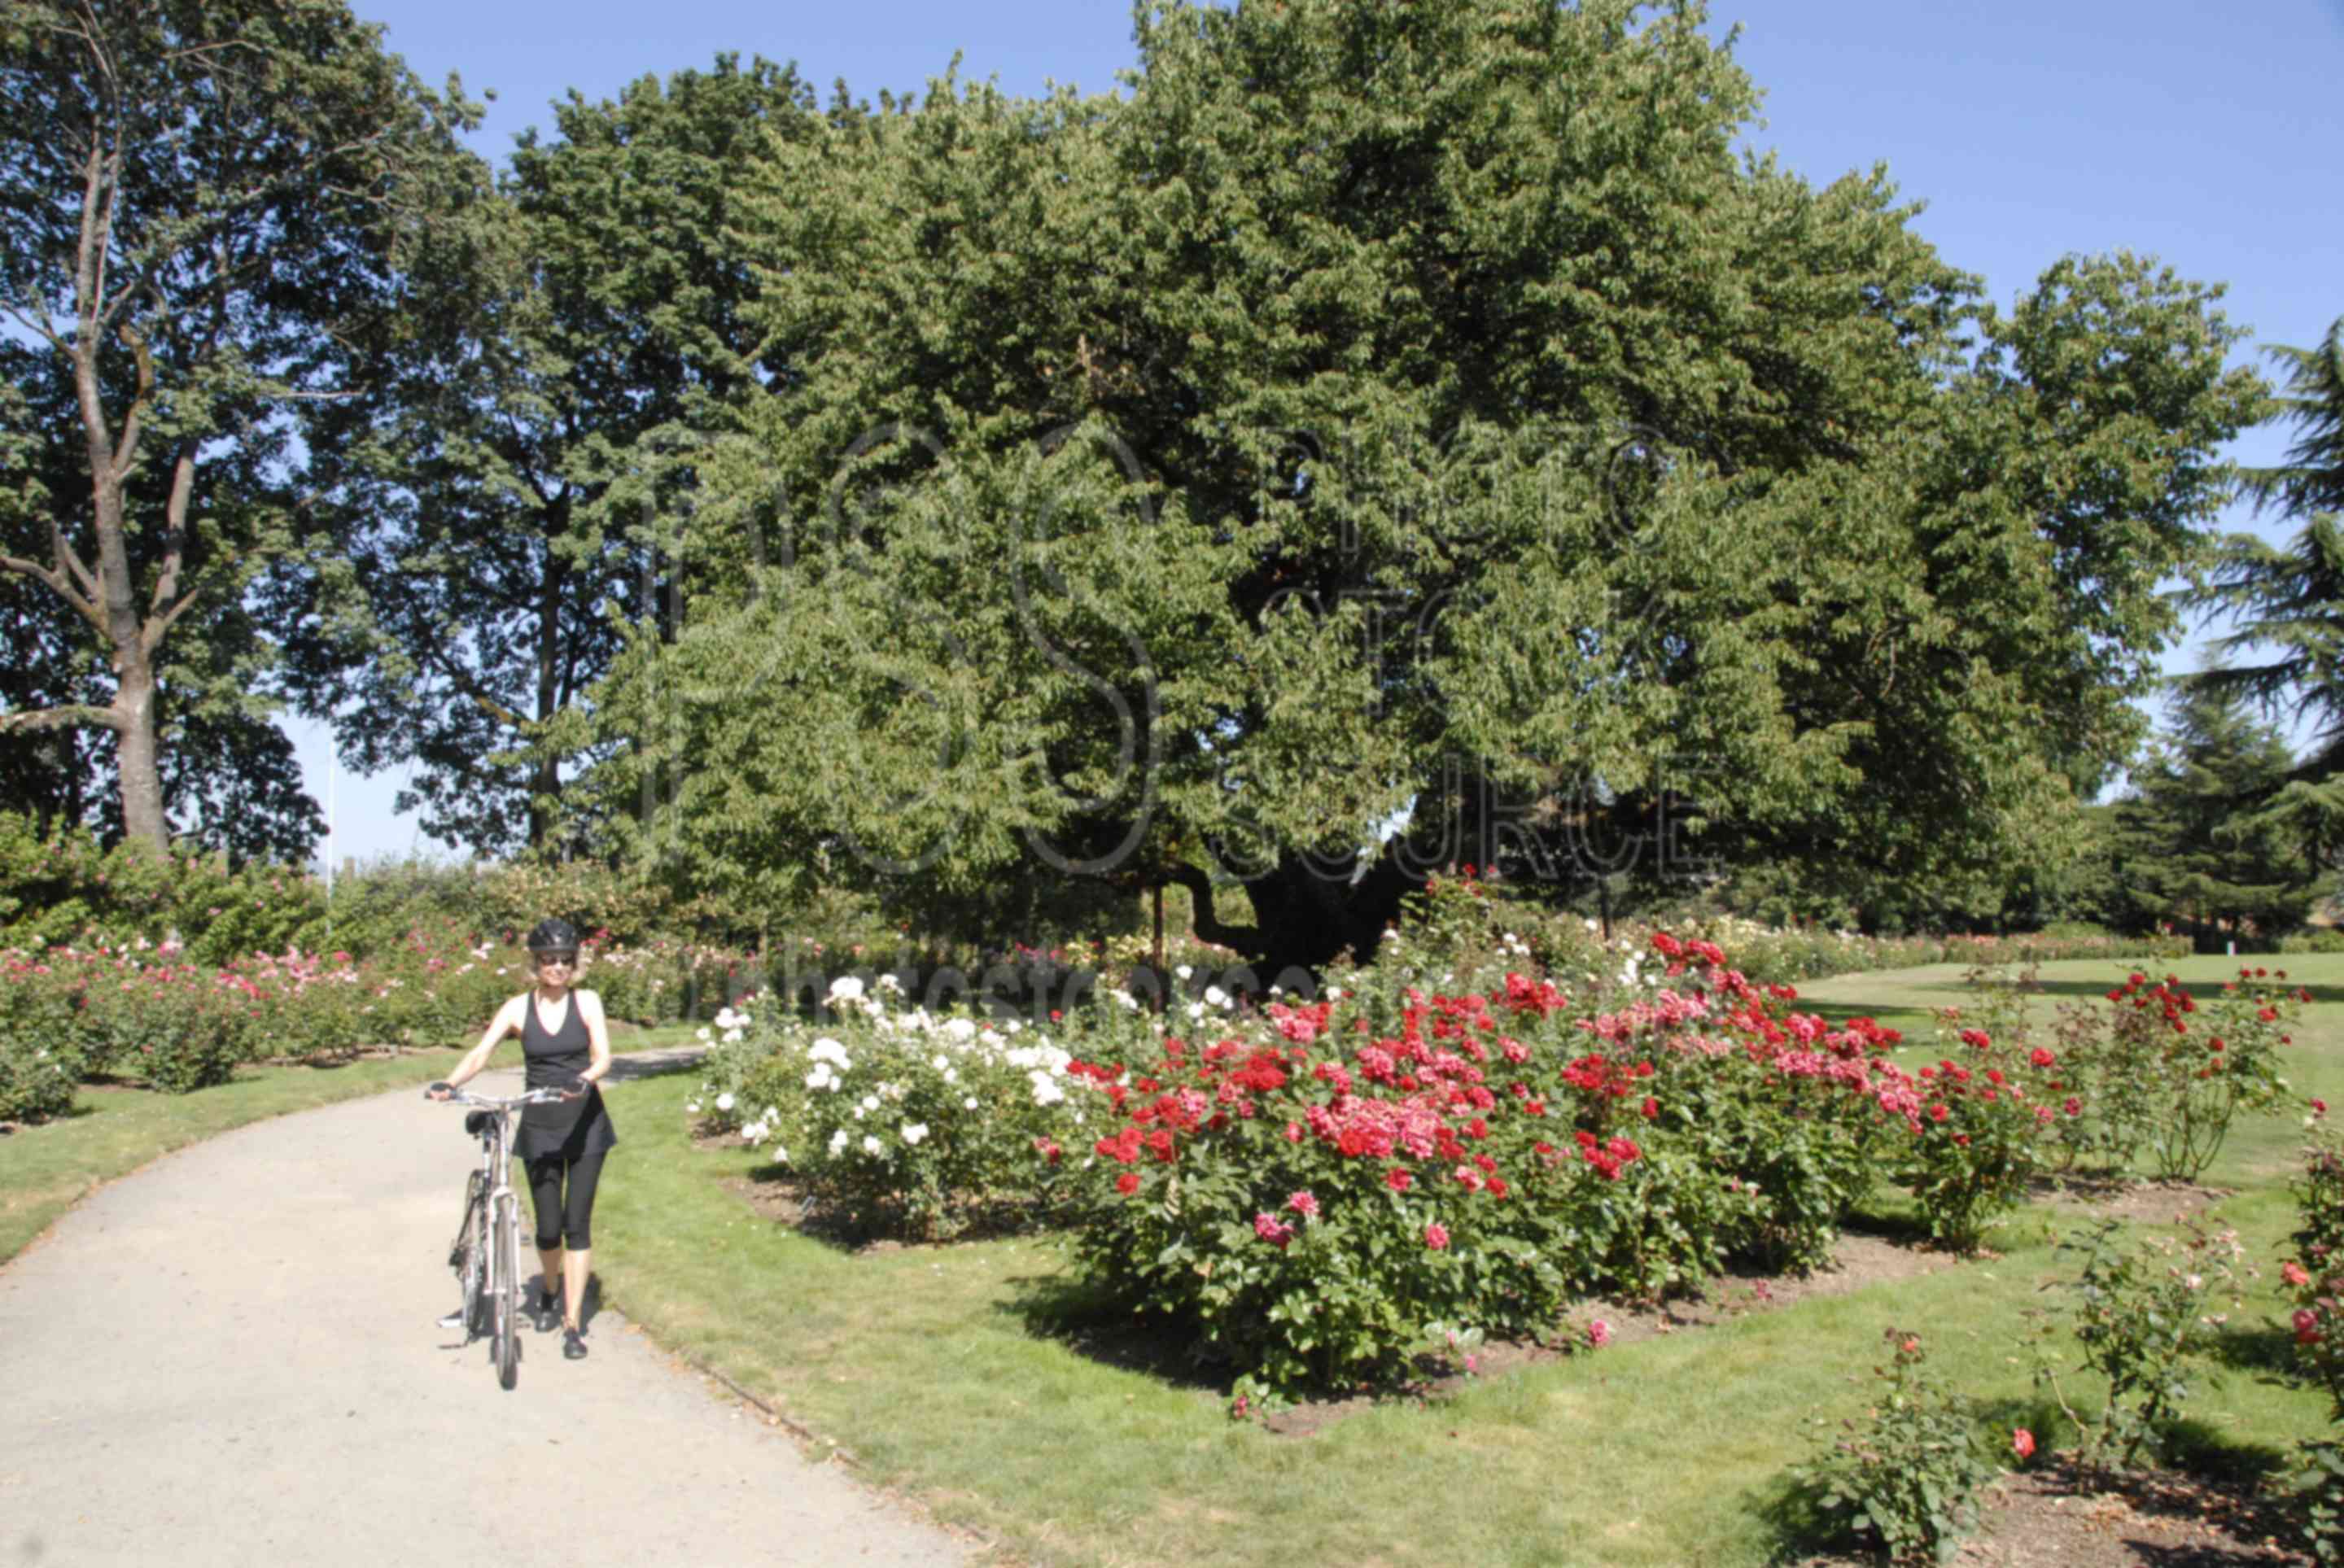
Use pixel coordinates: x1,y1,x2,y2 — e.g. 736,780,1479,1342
526,1149,606,1251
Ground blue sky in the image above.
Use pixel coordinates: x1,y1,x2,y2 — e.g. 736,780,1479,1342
298,0,2344,865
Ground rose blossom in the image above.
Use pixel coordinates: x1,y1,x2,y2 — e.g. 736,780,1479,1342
1253,1212,1296,1248
2012,1428,2036,1460
1423,1222,1450,1251
1586,1318,1612,1348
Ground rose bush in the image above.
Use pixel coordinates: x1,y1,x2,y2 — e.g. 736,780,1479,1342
1792,1330,2002,1564
1056,933,1973,1399
693,976,1100,1238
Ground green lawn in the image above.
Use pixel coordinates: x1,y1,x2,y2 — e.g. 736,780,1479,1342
0,1023,702,1264
593,955,2344,1568
11,959,2337,1566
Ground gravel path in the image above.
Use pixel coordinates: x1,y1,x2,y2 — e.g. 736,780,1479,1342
0,1055,974,1567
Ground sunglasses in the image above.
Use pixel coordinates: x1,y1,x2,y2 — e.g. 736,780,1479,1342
535,951,579,967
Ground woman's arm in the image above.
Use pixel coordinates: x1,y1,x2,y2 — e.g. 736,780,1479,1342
575,989,614,1088
437,995,526,1094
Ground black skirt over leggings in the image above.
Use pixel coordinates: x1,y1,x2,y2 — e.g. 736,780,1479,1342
515,989,618,1251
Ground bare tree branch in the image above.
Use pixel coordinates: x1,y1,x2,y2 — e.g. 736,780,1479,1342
0,543,100,629
415,635,527,729
51,516,98,606
0,703,119,735
143,432,199,627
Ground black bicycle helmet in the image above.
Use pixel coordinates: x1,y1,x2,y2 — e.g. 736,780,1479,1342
525,918,579,956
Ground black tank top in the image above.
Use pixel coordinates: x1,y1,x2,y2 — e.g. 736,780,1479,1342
517,990,618,1160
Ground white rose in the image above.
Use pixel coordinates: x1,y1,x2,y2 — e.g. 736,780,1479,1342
715,1092,735,1112
1205,985,1229,1008
964,1096,979,1110
829,976,866,1002
861,1134,884,1156
901,1122,929,1146
829,1129,849,1155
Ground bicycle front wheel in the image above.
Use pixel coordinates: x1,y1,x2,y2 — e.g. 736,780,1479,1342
492,1194,522,1390
457,1176,490,1340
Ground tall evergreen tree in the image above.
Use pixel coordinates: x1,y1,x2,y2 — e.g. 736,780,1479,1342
2186,317,2344,775
2113,687,2320,945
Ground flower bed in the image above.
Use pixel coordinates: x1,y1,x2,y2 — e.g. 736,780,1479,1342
0,922,751,1117
689,908,2311,1402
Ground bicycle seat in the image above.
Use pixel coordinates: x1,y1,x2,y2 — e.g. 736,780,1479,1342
464,1110,494,1137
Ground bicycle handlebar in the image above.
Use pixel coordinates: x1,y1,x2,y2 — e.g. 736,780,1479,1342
423,1083,575,1108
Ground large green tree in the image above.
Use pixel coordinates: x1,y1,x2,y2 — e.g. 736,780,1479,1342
293,55,820,858
593,0,2263,971
0,0,479,852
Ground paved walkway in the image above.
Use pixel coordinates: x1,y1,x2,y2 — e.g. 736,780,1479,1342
0,1055,974,1567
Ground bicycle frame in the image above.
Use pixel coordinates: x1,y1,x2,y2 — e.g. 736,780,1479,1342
433,1085,565,1387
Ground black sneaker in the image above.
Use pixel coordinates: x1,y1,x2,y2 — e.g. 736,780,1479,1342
535,1286,561,1331
562,1326,588,1361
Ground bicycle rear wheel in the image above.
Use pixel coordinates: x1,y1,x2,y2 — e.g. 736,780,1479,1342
492,1194,521,1390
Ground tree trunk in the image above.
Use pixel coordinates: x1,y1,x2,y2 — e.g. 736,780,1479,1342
526,548,571,849
86,403,168,852
1172,854,1414,981
112,661,167,849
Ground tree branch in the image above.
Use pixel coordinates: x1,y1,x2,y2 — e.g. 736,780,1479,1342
0,704,120,736
415,636,527,729
144,434,199,624
0,544,101,629
1167,863,1266,957
51,517,99,607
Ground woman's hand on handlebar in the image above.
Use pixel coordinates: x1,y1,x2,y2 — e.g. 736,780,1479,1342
425,1081,454,1102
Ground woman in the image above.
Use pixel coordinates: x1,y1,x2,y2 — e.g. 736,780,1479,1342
429,918,618,1361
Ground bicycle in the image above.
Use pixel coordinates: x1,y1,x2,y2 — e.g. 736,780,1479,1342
426,1081,570,1391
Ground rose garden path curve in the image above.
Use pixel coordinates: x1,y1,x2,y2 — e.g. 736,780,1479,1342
0,1054,974,1568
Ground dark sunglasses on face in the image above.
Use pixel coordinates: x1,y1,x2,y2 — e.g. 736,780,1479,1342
536,951,578,967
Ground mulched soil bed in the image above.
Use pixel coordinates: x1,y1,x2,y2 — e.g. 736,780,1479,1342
1955,1459,2308,1566
1794,1458,2312,1566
